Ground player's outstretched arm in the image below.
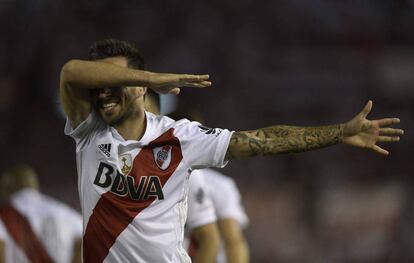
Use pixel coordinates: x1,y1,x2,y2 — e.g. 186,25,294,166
225,101,404,160
59,59,211,127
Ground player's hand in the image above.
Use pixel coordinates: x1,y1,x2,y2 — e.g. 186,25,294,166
147,73,211,95
342,100,404,155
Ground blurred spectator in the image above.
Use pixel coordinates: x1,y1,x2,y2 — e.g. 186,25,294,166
0,164,82,263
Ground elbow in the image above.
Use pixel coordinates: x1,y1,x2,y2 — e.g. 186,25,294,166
60,59,82,85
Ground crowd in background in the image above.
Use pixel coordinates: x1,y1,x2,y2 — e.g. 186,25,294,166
0,0,413,261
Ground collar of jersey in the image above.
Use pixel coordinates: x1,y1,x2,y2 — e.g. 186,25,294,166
109,111,152,146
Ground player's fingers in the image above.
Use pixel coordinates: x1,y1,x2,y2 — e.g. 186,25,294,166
200,81,211,86
180,74,210,81
377,118,400,127
168,88,180,95
372,145,389,155
182,81,211,88
377,136,400,142
359,100,373,118
379,128,404,135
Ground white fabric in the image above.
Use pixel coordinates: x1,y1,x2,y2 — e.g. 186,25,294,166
0,189,82,263
185,169,249,263
203,169,249,263
203,169,249,228
186,170,217,230
65,111,233,263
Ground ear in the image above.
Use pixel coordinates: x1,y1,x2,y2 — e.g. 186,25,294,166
138,86,147,96
134,86,147,97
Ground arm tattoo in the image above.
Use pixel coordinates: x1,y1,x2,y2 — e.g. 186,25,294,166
225,124,344,160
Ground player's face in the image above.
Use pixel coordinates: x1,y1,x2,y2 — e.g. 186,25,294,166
92,57,146,125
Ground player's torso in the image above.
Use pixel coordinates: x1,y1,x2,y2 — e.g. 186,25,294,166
78,122,191,262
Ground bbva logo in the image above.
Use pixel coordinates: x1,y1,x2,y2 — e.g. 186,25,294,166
93,162,164,201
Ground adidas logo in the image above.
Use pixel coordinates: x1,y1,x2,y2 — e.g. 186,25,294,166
98,144,111,157
198,125,216,135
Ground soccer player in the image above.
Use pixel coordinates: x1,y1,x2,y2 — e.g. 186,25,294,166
184,169,249,263
0,164,82,263
185,170,220,263
60,38,403,262
204,169,249,263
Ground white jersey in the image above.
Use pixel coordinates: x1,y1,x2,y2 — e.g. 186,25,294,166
183,169,217,259
186,170,217,231
0,189,83,263
203,169,249,228
204,169,249,263
185,169,248,263
64,111,233,263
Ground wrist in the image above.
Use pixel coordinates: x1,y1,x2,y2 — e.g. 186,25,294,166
339,123,346,143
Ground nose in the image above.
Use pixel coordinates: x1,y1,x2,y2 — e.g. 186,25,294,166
97,88,112,99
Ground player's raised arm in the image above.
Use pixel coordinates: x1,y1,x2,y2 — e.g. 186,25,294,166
225,100,404,160
60,59,211,128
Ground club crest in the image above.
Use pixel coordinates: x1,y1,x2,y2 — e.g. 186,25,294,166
153,145,172,170
119,154,132,175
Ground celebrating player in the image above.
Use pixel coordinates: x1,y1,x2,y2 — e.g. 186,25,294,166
0,164,82,263
60,39,403,262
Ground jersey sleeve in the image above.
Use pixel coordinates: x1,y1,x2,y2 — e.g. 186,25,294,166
174,119,234,169
186,170,217,230
64,110,104,152
206,170,249,228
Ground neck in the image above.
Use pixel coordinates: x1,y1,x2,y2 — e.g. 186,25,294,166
114,109,146,141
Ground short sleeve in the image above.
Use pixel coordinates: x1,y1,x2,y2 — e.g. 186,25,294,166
186,170,217,230
64,111,104,152
174,120,234,169
206,170,249,228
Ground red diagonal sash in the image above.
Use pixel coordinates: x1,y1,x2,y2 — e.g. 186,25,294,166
0,203,54,263
83,128,183,262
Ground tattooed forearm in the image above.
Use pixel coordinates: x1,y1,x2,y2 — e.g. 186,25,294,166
225,124,344,160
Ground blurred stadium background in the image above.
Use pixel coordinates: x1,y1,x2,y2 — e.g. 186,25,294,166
0,0,413,262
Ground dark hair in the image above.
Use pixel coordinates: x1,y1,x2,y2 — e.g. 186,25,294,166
88,39,146,70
